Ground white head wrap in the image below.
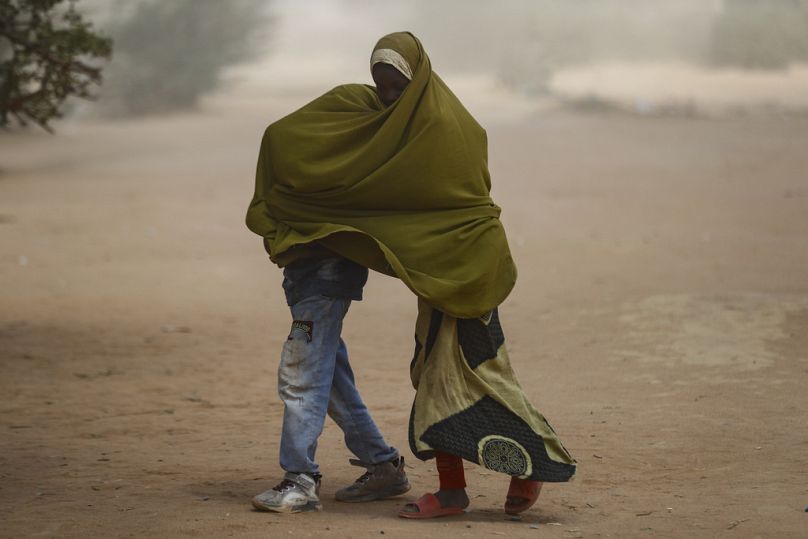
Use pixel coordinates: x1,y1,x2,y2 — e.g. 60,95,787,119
370,48,413,80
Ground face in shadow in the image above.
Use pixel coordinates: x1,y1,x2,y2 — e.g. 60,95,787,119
372,63,410,107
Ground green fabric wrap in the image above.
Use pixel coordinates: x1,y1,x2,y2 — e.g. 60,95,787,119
246,32,516,318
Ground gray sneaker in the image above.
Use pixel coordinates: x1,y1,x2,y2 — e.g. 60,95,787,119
252,472,322,513
335,457,411,502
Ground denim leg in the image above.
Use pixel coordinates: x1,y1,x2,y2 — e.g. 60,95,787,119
278,295,349,475
327,338,399,465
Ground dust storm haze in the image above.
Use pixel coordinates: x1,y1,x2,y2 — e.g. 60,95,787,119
1,2,807,538
77,0,808,119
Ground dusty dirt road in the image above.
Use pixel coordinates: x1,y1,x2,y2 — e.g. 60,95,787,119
1,103,807,538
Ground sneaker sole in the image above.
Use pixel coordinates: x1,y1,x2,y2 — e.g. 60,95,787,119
252,499,322,513
335,481,412,503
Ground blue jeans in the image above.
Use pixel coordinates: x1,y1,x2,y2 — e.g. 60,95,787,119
278,257,398,475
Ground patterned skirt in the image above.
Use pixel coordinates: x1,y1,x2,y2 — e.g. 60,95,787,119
408,298,576,482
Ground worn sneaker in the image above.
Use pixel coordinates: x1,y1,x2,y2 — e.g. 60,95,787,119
335,456,411,502
252,472,322,513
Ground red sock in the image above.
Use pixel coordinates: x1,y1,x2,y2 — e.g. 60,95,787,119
435,451,466,490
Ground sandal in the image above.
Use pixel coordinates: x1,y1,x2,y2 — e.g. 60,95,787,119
398,493,465,519
504,477,543,515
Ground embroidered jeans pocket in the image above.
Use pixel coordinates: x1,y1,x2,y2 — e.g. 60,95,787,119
288,320,313,342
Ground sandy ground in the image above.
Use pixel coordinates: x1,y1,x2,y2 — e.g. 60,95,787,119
1,104,807,539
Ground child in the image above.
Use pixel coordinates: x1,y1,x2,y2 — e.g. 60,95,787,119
247,31,575,518
249,252,410,513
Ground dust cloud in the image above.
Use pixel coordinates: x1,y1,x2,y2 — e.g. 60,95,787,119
70,0,808,123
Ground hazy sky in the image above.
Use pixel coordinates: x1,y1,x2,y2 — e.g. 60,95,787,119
221,0,807,118
82,0,808,121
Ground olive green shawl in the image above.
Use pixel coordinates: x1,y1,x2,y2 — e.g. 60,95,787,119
246,32,516,318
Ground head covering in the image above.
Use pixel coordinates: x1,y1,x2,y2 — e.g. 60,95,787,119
246,31,516,318
369,31,420,80
370,49,413,80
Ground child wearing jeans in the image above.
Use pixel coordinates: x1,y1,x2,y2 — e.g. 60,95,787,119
251,253,410,513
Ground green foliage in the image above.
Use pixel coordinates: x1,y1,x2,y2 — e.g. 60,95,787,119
710,0,808,69
102,0,268,116
0,0,111,131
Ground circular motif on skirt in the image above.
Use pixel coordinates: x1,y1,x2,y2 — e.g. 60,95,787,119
477,435,532,478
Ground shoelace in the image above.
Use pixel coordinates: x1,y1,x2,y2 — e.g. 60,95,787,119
349,457,400,485
354,469,373,484
272,479,296,492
